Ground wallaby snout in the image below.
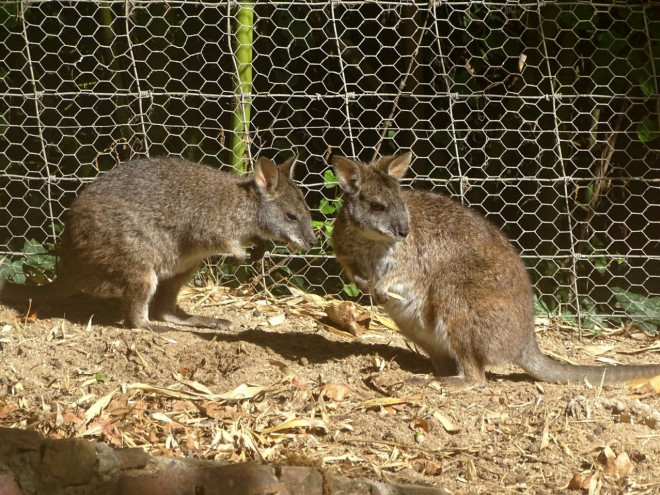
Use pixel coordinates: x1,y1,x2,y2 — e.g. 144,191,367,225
294,228,318,251
394,222,409,240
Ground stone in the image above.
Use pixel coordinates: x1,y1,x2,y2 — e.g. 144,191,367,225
277,466,324,495
42,438,97,486
115,460,279,495
116,448,150,471
0,473,23,495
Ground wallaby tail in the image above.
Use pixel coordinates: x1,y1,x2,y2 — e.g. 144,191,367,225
516,341,660,385
0,278,76,305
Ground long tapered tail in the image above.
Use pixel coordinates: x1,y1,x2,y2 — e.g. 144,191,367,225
517,342,660,385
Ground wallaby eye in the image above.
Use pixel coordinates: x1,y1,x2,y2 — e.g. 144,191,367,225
370,202,386,212
286,212,298,222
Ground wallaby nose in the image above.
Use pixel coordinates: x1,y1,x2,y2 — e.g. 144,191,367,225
306,231,318,249
396,225,409,239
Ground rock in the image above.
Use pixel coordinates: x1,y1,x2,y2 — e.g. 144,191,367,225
42,438,97,486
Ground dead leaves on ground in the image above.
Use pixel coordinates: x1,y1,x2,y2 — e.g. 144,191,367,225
568,445,636,494
325,302,370,336
2,287,660,492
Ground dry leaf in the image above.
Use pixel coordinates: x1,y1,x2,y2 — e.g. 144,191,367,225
267,313,286,326
0,403,19,419
173,373,214,396
152,412,177,425
291,375,308,389
177,366,196,379
325,302,370,336
433,411,460,433
599,446,633,478
568,473,592,490
412,459,442,476
361,397,411,409
128,383,204,401
583,345,616,356
386,291,405,301
410,418,429,433
466,458,477,481
540,415,550,450
320,383,353,402
261,417,329,434
373,314,399,332
84,388,118,425
199,401,226,420
626,325,649,341
629,374,660,393
424,459,442,476
216,383,269,400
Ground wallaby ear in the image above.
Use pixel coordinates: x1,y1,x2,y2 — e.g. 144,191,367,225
254,157,279,196
279,154,298,180
331,156,362,193
375,152,412,181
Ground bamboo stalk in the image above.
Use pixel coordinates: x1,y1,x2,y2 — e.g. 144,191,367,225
231,2,253,173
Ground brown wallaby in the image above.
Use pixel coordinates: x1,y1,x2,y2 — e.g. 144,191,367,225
331,153,660,388
0,156,317,329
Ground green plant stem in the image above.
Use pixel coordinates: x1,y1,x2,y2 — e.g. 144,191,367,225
231,2,253,173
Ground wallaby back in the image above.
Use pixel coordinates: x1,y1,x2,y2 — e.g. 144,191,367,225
1,156,316,329
331,153,660,387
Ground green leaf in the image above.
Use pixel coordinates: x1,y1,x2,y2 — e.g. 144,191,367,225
319,198,337,215
592,257,608,275
637,116,660,143
95,373,108,383
323,169,338,189
533,294,552,315
22,238,47,255
343,283,360,297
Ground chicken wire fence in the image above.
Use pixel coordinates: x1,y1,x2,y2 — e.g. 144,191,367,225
0,0,659,331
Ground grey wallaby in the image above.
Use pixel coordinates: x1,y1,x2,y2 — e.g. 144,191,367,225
0,156,317,329
331,153,660,388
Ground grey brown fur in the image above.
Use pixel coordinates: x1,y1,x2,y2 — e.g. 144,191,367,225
331,153,660,387
0,156,316,329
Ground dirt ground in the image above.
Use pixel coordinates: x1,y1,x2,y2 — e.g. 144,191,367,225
1,284,659,495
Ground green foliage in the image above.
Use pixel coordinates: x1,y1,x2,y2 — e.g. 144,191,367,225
343,283,360,298
612,288,660,334
0,238,57,285
637,116,660,143
323,169,338,189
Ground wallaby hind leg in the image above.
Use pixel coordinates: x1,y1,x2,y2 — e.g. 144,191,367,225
149,268,232,330
122,272,159,328
430,323,487,390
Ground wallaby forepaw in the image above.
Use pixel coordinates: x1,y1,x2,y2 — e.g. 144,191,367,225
372,287,389,305
250,241,267,262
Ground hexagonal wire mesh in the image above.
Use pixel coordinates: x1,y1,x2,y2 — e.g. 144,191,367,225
0,1,658,331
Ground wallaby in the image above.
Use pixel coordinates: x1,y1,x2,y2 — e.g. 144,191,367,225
331,153,660,388
0,156,317,329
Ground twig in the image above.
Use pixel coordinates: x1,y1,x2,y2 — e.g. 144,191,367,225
577,94,630,250
372,5,432,160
